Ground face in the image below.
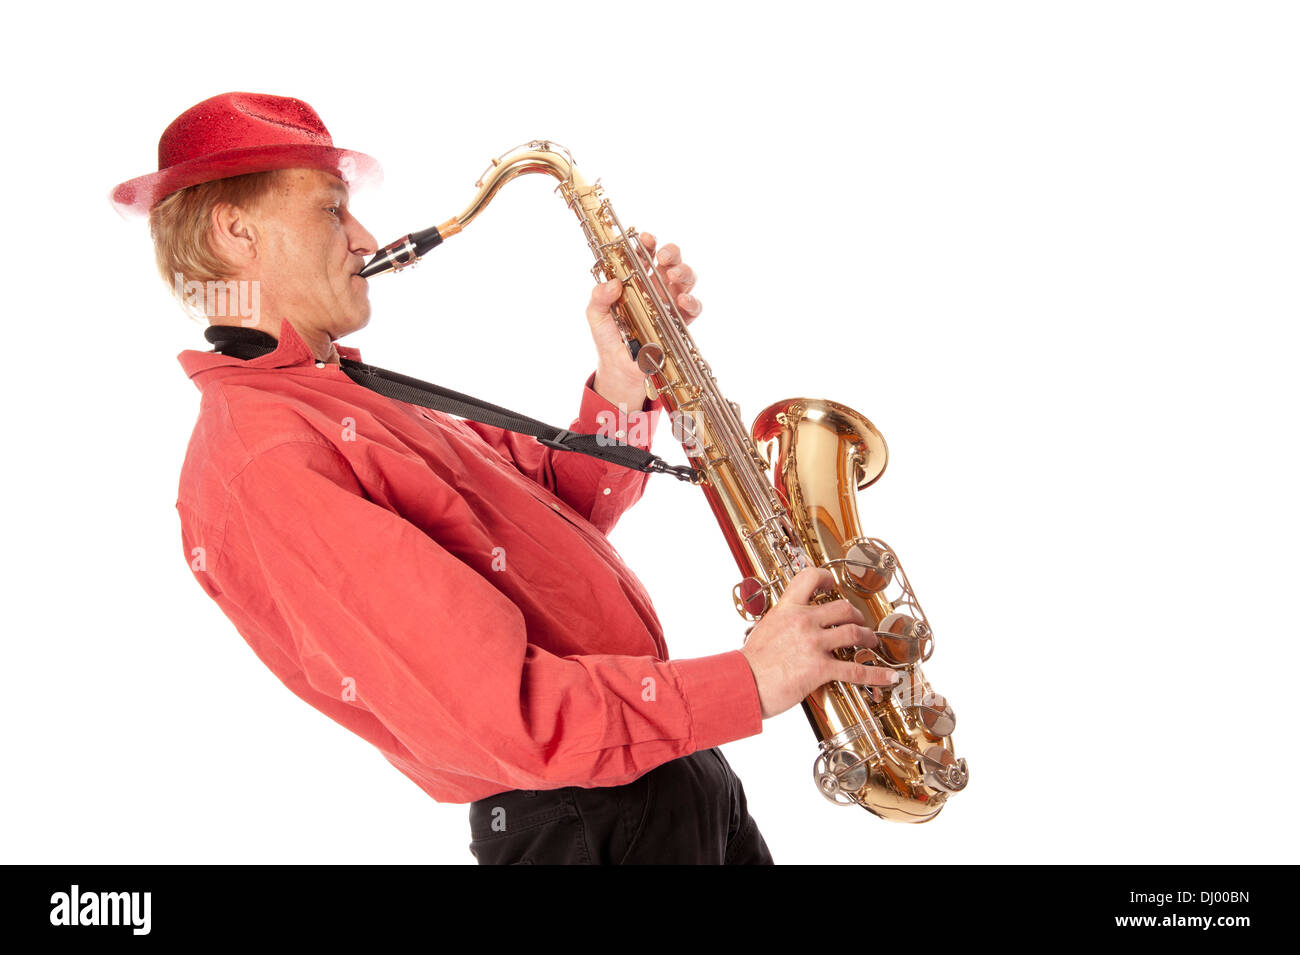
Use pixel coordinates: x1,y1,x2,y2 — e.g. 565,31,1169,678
248,168,378,346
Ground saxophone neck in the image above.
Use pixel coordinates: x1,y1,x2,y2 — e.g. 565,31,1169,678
360,141,589,278
456,141,588,228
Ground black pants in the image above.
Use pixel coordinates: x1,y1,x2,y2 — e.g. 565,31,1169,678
467,748,773,864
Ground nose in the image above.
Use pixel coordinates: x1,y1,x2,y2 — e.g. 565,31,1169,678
346,212,378,259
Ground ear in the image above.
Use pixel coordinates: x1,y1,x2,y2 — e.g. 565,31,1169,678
209,200,261,274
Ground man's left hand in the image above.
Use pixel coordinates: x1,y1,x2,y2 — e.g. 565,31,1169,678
587,232,702,409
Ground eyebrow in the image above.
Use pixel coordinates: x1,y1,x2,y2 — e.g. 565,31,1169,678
315,184,349,204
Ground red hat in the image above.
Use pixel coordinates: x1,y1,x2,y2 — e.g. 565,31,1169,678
110,92,382,217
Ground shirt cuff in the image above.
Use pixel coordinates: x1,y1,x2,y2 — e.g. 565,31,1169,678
669,650,764,751
576,371,661,451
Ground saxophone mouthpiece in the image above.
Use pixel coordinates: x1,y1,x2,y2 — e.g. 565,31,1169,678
359,224,446,278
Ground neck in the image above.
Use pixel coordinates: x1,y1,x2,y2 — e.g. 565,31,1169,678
291,322,340,364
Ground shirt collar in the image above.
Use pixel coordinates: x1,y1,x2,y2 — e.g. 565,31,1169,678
177,320,363,387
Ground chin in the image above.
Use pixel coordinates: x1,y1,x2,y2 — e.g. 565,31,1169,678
337,305,372,338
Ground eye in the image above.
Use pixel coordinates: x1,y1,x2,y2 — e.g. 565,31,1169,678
326,205,342,218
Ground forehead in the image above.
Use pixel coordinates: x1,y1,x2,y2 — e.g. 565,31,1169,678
274,168,349,202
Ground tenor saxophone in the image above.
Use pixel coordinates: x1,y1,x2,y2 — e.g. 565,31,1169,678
361,142,969,821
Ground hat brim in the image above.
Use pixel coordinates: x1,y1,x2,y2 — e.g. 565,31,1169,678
109,143,383,218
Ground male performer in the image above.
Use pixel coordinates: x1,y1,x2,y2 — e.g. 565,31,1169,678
113,92,897,864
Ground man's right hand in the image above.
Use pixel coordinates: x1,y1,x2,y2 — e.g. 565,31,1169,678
739,567,900,719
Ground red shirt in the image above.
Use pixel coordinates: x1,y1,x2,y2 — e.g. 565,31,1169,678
175,320,763,803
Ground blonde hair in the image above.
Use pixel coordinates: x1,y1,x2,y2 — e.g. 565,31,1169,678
148,170,284,314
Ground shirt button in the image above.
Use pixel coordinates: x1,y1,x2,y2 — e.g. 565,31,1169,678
315,361,325,368
602,487,611,495
614,429,626,440
549,502,561,512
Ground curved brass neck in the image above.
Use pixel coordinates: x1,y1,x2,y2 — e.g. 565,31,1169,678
451,141,585,232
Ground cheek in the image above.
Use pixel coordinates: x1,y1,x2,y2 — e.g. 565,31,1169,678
262,223,298,259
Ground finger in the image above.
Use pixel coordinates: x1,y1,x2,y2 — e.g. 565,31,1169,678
585,279,622,328
812,599,867,629
677,292,702,321
779,567,836,606
655,242,681,269
821,623,878,652
666,263,696,293
834,663,901,688
633,232,657,271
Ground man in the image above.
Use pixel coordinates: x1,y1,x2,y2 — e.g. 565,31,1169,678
113,92,898,864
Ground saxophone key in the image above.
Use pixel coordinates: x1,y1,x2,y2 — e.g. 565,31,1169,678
920,747,969,793
914,696,956,740
874,612,932,665
732,577,771,619
814,747,871,805
841,541,895,594
635,342,665,375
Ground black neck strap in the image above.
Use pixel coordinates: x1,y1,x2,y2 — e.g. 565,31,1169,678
204,324,279,353
201,326,697,483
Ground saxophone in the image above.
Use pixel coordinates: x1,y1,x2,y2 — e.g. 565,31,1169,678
361,142,969,822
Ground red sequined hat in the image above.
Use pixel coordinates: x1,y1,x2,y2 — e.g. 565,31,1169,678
110,92,382,217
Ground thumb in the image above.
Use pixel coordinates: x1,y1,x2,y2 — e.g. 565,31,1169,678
585,279,622,328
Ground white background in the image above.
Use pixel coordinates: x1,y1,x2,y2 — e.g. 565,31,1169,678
2,1,1296,864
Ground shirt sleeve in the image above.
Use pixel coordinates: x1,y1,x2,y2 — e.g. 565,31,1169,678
225,437,762,793
460,372,666,535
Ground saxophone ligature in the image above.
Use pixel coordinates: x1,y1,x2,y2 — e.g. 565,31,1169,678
361,142,969,821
